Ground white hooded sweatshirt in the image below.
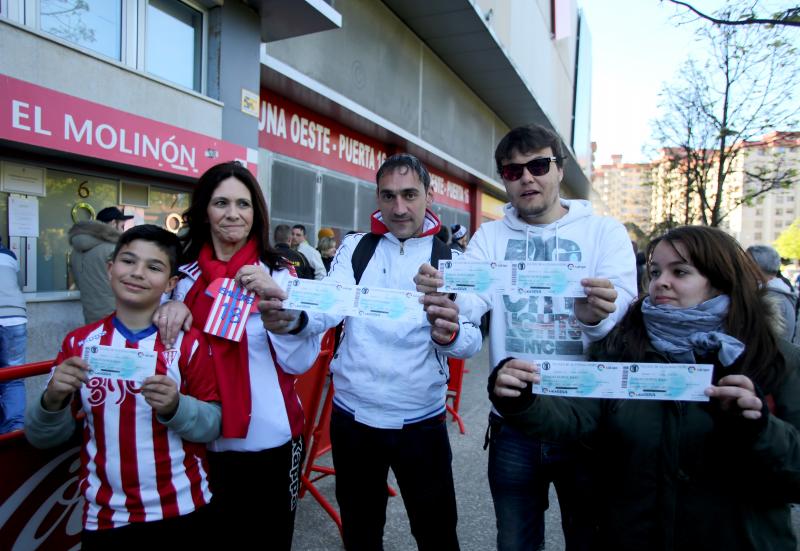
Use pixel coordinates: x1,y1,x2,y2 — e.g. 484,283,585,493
460,199,638,368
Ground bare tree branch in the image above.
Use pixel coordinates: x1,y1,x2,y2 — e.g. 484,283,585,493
665,0,800,27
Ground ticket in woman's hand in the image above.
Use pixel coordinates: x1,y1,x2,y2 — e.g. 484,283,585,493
82,345,157,383
510,261,589,297
439,260,511,293
529,360,713,402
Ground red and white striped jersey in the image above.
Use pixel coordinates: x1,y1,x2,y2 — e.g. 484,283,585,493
55,315,219,531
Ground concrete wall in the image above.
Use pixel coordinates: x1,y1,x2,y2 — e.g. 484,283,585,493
0,21,224,138
208,2,262,148
264,0,506,178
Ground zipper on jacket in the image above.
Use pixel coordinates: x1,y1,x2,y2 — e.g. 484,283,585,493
399,241,405,255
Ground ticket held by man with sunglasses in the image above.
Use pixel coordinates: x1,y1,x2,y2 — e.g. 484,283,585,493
415,124,637,550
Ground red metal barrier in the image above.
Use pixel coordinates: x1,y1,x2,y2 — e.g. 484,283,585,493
0,359,84,551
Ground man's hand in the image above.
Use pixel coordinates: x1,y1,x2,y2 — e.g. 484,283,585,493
141,375,180,418
43,357,89,411
493,359,540,398
423,294,460,345
253,281,304,334
705,375,764,421
414,263,444,294
154,301,193,349
574,278,618,325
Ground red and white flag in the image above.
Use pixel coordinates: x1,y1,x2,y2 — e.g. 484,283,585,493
203,278,257,341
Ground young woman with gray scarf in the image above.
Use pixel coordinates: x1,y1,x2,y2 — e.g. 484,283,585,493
488,225,800,550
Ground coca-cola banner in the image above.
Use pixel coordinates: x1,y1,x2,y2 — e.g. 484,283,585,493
0,74,257,178
0,433,83,551
258,91,471,211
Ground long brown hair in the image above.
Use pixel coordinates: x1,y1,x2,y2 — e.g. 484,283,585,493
181,161,282,270
603,226,785,391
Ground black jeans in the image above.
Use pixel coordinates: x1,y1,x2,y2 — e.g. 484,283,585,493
81,505,211,550
207,438,304,550
330,405,460,551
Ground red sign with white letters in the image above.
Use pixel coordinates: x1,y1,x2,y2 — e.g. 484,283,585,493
258,90,470,211
0,74,256,178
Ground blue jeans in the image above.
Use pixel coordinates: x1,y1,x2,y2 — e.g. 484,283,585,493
0,323,26,433
488,413,594,551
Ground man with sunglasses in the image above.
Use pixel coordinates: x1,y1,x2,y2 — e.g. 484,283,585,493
416,124,637,550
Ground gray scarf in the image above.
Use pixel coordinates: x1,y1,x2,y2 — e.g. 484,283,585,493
641,295,745,367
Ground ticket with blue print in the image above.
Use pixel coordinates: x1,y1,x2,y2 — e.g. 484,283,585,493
528,360,713,402
82,345,157,383
283,279,424,322
439,260,588,297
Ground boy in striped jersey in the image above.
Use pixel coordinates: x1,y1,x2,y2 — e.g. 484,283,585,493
25,225,220,549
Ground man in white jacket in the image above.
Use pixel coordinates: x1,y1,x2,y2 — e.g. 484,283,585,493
269,154,482,550
417,125,637,550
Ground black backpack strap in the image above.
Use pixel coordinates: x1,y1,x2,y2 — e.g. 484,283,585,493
351,232,382,285
430,236,453,269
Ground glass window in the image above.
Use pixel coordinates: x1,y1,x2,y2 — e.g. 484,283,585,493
40,170,118,292
321,174,356,239
355,182,376,233
145,0,202,91
40,0,122,60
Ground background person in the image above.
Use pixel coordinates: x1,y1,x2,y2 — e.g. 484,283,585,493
69,206,133,323
492,226,800,550
155,162,320,550
450,224,468,253
747,245,797,342
316,236,337,274
274,224,315,280
291,224,326,280
0,236,26,433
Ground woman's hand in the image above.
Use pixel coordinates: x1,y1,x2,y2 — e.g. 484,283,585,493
493,359,540,398
235,266,286,299
705,374,764,420
153,301,193,349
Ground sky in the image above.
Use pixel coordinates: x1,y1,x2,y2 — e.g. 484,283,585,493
578,0,796,167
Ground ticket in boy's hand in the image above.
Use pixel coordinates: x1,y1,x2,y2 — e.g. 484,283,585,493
439,260,511,293
284,279,358,317
623,362,713,402
82,345,157,383
527,360,713,402
204,278,258,342
353,287,425,323
510,261,589,297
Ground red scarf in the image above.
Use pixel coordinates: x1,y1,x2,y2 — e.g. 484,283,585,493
183,239,260,438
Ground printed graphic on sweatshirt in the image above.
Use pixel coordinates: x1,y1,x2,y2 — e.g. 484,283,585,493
503,234,584,356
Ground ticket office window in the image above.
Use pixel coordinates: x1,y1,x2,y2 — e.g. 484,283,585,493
6,167,190,294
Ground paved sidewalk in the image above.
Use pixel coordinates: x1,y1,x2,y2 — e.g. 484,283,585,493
291,344,566,551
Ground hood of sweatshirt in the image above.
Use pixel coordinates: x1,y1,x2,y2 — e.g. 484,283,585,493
370,208,441,242
69,221,120,253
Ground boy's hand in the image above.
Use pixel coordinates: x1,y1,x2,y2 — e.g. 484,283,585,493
141,375,180,418
43,357,89,411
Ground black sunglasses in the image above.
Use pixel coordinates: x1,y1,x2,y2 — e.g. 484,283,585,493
500,157,561,181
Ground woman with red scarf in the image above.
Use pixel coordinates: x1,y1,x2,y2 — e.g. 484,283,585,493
156,162,320,549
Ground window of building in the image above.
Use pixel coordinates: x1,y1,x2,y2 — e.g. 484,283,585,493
1,164,191,294
4,0,206,93
755,221,763,229
776,208,783,215
754,232,762,240
145,0,203,91
39,0,123,60
755,209,763,216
